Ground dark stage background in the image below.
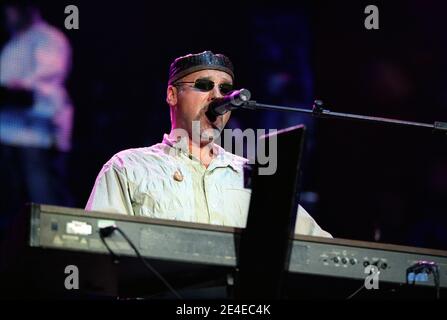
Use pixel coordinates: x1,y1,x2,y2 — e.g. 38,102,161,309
1,0,447,250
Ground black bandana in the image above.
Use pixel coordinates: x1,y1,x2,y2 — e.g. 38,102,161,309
168,51,234,85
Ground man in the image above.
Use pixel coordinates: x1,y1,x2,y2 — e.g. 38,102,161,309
0,2,74,228
86,51,331,237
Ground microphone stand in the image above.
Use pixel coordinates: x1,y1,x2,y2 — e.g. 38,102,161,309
238,99,447,133
233,98,447,299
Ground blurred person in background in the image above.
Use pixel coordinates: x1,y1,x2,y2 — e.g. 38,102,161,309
0,1,74,231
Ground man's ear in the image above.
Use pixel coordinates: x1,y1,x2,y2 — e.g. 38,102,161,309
166,85,178,107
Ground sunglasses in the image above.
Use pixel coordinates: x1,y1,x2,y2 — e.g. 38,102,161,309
173,78,234,96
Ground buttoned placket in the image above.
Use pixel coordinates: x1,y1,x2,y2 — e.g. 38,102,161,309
166,138,237,225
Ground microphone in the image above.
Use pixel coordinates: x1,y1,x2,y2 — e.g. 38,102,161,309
206,88,251,121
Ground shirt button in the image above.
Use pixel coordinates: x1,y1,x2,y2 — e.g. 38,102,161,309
173,170,183,181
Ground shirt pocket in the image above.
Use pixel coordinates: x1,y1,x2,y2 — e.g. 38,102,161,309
133,182,191,221
221,187,252,227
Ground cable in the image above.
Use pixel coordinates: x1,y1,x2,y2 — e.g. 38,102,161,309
99,229,121,264
99,225,182,299
431,263,440,300
346,283,366,300
347,266,379,299
406,260,441,300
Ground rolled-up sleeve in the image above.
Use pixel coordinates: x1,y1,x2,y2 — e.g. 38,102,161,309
85,161,133,216
295,205,333,238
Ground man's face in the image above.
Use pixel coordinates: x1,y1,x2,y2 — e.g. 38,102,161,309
168,69,233,145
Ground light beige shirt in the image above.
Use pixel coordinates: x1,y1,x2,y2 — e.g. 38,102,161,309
86,134,332,238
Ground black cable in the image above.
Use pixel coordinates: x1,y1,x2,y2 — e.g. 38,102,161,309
99,225,182,299
99,229,121,264
432,264,440,300
406,261,441,300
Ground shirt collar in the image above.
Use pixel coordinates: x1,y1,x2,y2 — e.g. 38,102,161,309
161,133,244,172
